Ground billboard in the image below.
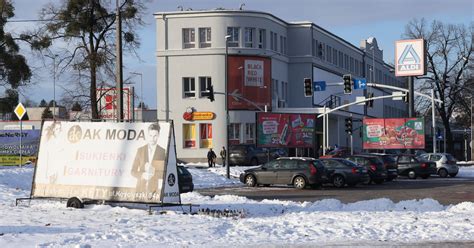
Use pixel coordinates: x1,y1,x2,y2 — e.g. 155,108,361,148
97,87,133,120
0,130,41,165
363,118,425,149
32,121,180,204
257,113,315,148
228,56,271,110
395,39,426,77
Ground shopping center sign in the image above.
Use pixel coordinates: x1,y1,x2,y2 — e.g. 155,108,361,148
395,39,426,77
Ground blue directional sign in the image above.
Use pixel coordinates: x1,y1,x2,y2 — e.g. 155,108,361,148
353,78,367,90
313,81,326,91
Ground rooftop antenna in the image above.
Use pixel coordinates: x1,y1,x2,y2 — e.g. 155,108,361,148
177,5,183,11
239,3,245,10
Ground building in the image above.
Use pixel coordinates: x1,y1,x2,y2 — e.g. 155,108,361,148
154,9,407,162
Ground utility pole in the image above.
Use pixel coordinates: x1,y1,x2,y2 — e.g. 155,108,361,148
115,0,124,121
225,35,231,179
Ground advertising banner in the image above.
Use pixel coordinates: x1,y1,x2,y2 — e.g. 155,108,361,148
97,87,132,120
32,121,180,204
0,130,40,166
257,113,315,148
228,56,271,110
363,118,425,149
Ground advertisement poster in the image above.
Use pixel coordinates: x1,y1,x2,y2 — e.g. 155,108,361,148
32,121,180,204
97,87,132,120
363,118,425,149
0,130,40,166
227,56,271,110
257,113,315,148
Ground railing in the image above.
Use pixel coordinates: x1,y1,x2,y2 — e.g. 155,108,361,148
317,95,341,108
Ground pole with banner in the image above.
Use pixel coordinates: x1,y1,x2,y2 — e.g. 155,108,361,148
14,103,27,167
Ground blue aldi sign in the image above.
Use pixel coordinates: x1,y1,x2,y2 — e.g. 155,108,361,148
313,81,326,91
353,78,367,90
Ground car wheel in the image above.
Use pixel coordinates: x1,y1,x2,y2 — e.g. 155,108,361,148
244,174,257,187
407,170,417,179
421,174,430,179
438,169,448,178
332,175,345,188
449,173,458,177
66,197,84,209
374,179,384,184
293,176,306,189
250,158,259,166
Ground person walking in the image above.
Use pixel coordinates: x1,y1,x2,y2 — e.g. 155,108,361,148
220,146,227,167
207,148,217,168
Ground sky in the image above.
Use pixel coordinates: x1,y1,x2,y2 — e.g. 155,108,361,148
5,0,473,109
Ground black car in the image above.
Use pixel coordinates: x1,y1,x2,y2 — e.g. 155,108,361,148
177,166,194,193
346,155,387,184
393,154,437,179
229,144,281,166
366,153,399,181
319,158,369,188
239,157,326,189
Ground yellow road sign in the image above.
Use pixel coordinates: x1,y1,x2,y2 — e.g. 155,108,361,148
14,103,27,120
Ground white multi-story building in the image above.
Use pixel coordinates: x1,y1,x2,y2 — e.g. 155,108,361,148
155,9,407,162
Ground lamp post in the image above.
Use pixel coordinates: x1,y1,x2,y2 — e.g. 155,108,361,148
225,35,231,179
45,54,58,119
130,72,143,109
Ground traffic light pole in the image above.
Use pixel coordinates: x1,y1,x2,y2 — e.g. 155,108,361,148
350,115,354,155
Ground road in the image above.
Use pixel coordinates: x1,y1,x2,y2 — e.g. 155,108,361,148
197,176,474,205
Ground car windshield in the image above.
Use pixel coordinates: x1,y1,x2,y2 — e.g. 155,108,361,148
445,154,457,162
339,159,358,167
381,155,396,163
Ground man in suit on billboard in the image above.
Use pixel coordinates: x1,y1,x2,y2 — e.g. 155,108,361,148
131,123,166,196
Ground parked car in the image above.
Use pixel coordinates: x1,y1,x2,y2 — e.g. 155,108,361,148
393,154,437,179
319,158,369,188
229,144,284,166
418,153,459,178
239,157,326,189
346,155,387,184
177,165,194,193
365,153,399,181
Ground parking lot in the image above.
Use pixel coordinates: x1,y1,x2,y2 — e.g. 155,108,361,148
197,176,474,205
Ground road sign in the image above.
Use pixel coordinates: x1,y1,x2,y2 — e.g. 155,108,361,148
355,96,366,105
14,103,26,120
395,39,426,76
313,81,326,91
353,78,367,90
391,91,405,101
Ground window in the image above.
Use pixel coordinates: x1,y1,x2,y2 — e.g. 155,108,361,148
280,36,284,53
244,27,254,48
344,54,349,70
227,27,240,47
258,29,266,48
333,49,338,65
199,27,211,48
270,32,278,51
283,37,287,54
338,51,343,68
229,123,240,140
182,28,195,49
312,39,317,56
318,43,324,59
278,81,288,108
199,77,212,98
183,77,195,98
327,45,332,63
350,57,354,72
245,123,255,141
183,124,196,148
200,123,213,148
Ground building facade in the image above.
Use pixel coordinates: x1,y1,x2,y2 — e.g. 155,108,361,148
155,9,407,162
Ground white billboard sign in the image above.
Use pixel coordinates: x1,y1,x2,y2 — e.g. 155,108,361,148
32,121,180,204
244,60,264,87
395,39,426,77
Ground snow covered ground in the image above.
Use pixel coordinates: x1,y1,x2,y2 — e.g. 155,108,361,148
1,165,474,247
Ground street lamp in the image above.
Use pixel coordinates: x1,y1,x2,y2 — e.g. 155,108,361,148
130,72,143,109
225,35,231,179
45,54,58,119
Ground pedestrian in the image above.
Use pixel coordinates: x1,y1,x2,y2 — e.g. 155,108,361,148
207,148,217,168
220,146,227,167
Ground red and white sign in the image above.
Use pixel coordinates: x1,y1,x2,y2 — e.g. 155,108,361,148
244,60,264,87
97,88,132,120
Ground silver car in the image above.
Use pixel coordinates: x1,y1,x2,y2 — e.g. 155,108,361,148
418,153,459,178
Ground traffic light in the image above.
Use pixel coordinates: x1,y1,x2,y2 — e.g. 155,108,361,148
367,92,374,107
403,92,409,103
304,78,313,97
207,85,215,102
343,74,352,94
345,117,353,135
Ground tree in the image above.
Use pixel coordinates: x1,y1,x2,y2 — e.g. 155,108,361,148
48,100,56,107
404,18,473,154
26,0,145,119
39,99,48,107
0,88,17,113
71,101,82,111
0,0,32,89
41,106,53,120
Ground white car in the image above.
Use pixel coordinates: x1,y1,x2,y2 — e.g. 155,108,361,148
418,153,459,178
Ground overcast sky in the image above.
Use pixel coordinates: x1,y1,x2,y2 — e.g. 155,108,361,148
6,0,473,108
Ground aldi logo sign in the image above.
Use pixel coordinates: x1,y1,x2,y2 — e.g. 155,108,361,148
395,39,426,77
